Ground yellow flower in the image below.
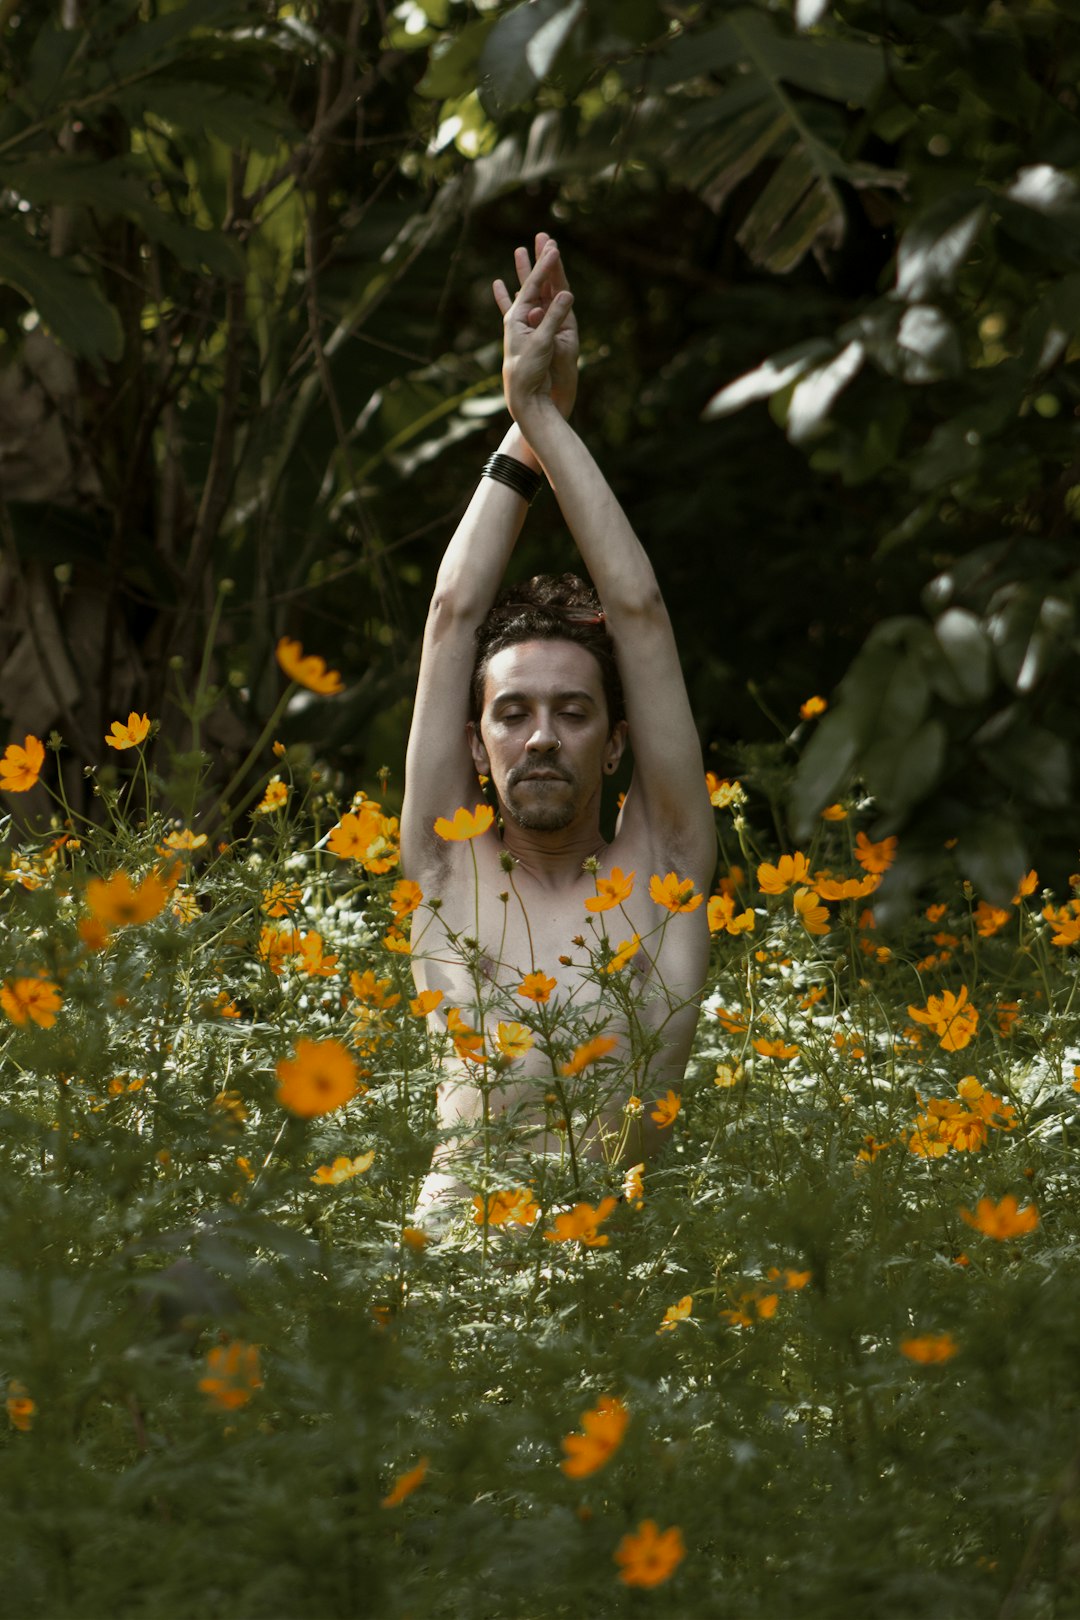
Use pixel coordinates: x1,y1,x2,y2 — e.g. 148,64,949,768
714,1062,743,1088
752,1037,799,1061
1013,869,1038,903
907,986,979,1051
1,975,62,1028
901,1332,958,1365
198,1340,262,1409
311,1151,375,1185
604,935,641,973
257,924,301,974
649,871,703,914
650,1089,680,1128
495,1020,534,1060
560,1395,628,1477
657,1295,693,1334
350,970,400,1010
622,1162,645,1208
255,777,289,814
757,852,812,895
516,970,556,1003
561,1034,618,1076
161,828,207,852
792,887,830,936
433,804,494,842
401,1226,428,1251
973,900,1009,937
85,870,168,928
0,734,45,792
381,1457,428,1508
614,1520,685,1589
472,1188,540,1227
261,881,303,918
585,866,635,912
409,988,444,1017
544,1197,618,1247
857,1134,893,1163
706,893,755,935
6,1380,35,1431
799,695,827,719
276,1038,358,1117
105,712,151,750
854,832,897,874
390,879,423,919
296,931,339,978
705,773,746,809
960,1194,1039,1240
275,636,344,695
812,872,880,901
820,802,847,821
715,1007,748,1034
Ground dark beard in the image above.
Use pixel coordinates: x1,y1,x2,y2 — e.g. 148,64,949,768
503,769,576,831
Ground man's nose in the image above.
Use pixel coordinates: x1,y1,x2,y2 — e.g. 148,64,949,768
526,718,559,753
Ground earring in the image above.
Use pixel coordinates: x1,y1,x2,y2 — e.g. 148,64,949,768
604,762,616,775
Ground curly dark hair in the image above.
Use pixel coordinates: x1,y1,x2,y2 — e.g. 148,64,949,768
471,573,625,731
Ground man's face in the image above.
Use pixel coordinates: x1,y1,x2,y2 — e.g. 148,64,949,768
470,640,624,832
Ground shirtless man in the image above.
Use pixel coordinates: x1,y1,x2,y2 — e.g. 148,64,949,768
401,237,715,1215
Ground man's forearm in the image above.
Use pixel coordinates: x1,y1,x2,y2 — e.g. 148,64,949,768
431,424,540,620
514,400,661,618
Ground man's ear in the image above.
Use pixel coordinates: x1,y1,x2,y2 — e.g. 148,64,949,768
466,720,489,776
604,720,629,775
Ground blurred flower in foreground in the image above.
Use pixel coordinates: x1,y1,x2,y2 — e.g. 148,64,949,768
614,1520,685,1588
799,695,827,720
381,1457,428,1508
650,1090,680,1128
86,870,168,929
0,734,45,792
1,975,62,1028
311,1152,374,1185
275,636,344,694
560,1395,628,1477
901,1332,958,1365
255,777,289,814
105,712,151,750
562,1035,618,1076
198,1340,262,1409
545,1198,618,1247
473,1188,539,1227
657,1295,693,1334
854,832,897,874
276,1038,358,1117
960,1194,1039,1240
6,1381,35,1431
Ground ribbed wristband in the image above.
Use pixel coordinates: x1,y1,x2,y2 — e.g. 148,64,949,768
482,452,543,504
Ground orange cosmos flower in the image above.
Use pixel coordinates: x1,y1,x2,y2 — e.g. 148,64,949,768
907,985,979,1051
753,1037,799,1061
561,1034,618,1076
792,887,830,936
161,828,207,853
326,805,388,864
604,934,641,973
198,1340,262,1409
757,852,812,895
799,695,827,720
85,870,168,928
960,1194,1039,1240
381,1457,428,1509
820,802,847,821
585,867,634,912
310,1151,375,1185
650,1089,680,1128
350,970,400,1009
473,1188,540,1227
105,712,151,750
707,893,754,935
409,988,444,1017
657,1295,693,1334
1042,902,1080,947
276,1038,358,1117
516,970,556,1002
768,1267,812,1291
389,878,423,919
614,1521,685,1589
560,1395,628,1478
854,832,897,874
401,1227,428,1251
445,1006,485,1064
6,1380,35,1431
1,975,62,1028
275,636,344,695
260,882,303,918
721,1290,779,1327
648,872,703,914
433,804,494,842
705,774,746,809
973,900,1009,937
0,734,45,793
255,777,289,814
812,872,880,901
544,1197,618,1247
901,1332,958,1365
296,931,339,977
494,1020,534,1060
1013,869,1038,903
623,1162,645,1208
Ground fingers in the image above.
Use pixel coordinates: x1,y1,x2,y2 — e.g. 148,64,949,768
535,289,573,340
492,278,512,316
514,245,532,288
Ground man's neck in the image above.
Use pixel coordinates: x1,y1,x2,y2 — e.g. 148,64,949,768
497,816,608,890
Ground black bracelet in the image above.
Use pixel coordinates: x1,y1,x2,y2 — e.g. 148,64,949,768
482,452,543,504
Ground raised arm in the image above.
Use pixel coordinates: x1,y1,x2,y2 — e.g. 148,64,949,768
494,243,714,883
401,240,578,879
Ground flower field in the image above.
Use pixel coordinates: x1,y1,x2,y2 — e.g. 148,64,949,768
2,700,1080,1618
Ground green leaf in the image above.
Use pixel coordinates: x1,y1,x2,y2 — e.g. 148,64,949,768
0,224,123,364
894,192,988,302
955,815,1029,904
703,337,834,418
930,609,994,705
417,18,496,99
477,0,574,117
785,340,866,444
789,706,862,837
861,718,946,815
977,720,1071,809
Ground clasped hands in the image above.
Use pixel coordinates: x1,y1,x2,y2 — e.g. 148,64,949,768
493,233,579,426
